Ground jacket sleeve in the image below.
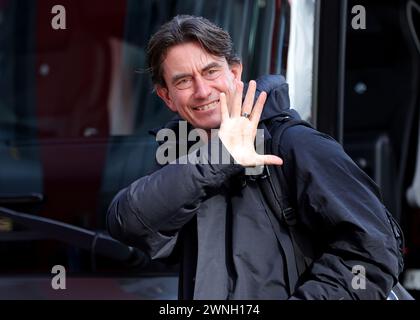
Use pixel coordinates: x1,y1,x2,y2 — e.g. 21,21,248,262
279,125,401,300
107,139,243,260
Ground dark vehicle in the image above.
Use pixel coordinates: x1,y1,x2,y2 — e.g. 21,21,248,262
0,0,419,299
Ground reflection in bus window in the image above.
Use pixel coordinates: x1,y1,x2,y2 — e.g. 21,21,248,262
0,0,301,280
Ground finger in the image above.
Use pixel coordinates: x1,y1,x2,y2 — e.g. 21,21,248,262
241,80,256,116
250,91,267,129
256,154,283,166
219,92,229,121
231,81,244,118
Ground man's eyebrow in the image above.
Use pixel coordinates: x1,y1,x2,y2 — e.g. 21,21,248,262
202,62,223,72
172,73,192,84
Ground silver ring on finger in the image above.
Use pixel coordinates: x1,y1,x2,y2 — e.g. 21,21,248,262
241,112,250,119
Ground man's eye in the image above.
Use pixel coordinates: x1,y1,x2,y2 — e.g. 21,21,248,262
205,69,220,79
175,78,192,89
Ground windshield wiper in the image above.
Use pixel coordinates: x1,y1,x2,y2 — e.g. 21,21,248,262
0,206,149,268
0,193,44,205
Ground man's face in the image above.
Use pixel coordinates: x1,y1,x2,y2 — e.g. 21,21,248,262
156,42,242,130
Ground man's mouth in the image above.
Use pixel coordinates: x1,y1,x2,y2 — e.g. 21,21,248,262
192,100,219,111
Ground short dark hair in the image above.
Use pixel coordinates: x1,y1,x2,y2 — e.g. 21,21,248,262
147,15,241,87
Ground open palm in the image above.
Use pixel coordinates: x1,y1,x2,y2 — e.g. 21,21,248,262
218,80,283,168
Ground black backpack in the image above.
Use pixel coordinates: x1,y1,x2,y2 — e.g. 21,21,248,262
257,114,414,300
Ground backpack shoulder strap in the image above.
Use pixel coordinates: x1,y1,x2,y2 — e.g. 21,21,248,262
267,116,315,263
265,115,313,224
257,115,314,294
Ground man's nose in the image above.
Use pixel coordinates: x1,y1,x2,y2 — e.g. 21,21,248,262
193,77,211,99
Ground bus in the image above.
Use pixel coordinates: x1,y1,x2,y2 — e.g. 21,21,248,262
0,0,419,299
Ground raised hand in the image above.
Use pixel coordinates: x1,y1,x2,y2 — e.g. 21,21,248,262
218,80,283,167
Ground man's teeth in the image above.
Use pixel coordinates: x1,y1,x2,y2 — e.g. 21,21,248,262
194,100,218,111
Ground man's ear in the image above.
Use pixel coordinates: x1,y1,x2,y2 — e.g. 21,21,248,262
230,62,243,81
156,85,177,112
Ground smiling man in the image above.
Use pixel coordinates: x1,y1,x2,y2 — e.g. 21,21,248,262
148,16,242,132
156,42,239,130
107,15,401,300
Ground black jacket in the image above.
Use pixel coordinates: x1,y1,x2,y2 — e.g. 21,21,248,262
107,75,400,300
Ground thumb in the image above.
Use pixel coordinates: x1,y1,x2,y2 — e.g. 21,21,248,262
257,154,283,166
